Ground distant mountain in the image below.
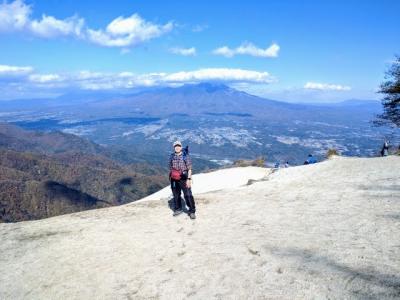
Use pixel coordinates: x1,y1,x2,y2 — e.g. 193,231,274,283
0,122,106,155
307,99,381,108
0,83,390,166
331,99,381,111
82,82,303,119
0,83,382,122
337,99,380,105
0,90,128,109
72,83,382,126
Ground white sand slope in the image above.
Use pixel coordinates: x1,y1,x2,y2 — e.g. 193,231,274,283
138,166,269,202
1,156,400,299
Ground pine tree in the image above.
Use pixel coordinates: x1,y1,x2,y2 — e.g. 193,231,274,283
375,55,400,127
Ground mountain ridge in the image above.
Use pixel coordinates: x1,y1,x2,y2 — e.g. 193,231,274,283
0,123,168,222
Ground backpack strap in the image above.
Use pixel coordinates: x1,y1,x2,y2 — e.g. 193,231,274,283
182,152,188,168
169,153,175,169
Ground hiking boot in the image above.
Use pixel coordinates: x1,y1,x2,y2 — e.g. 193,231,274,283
189,213,196,219
173,209,183,216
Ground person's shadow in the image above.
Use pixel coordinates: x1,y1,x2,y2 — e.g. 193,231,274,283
167,196,189,214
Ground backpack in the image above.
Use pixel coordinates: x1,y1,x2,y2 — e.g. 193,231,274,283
182,145,189,157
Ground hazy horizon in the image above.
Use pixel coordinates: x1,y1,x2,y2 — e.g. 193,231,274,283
0,82,383,104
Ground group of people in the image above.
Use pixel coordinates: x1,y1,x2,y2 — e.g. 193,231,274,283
274,154,318,169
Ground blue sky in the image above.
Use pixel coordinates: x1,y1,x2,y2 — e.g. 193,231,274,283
0,0,399,102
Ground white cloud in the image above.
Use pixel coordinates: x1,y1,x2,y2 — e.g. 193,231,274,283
76,70,105,80
72,70,140,90
72,68,274,90
212,46,235,58
29,15,85,38
0,64,33,76
0,67,275,93
0,1,173,47
304,82,351,91
0,0,83,38
192,24,208,32
237,42,280,57
169,47,196,56
0,0,31,31
213,42,280,58
28,73,62,83
86,13,173,47
163,68,274,84
68,68,274,90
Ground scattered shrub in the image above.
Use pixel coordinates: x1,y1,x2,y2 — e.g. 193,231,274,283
234,156,266,167
253,157,266,167
326,148,339,158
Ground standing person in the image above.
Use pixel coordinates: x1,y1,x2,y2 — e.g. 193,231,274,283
169,141,196,219
381,140,390,156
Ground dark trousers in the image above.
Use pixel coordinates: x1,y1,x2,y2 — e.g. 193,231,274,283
170,179,196,213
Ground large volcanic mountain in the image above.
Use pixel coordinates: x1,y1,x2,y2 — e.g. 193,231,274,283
0,83,388,166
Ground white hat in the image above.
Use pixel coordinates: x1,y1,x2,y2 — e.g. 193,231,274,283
173,140,182,147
